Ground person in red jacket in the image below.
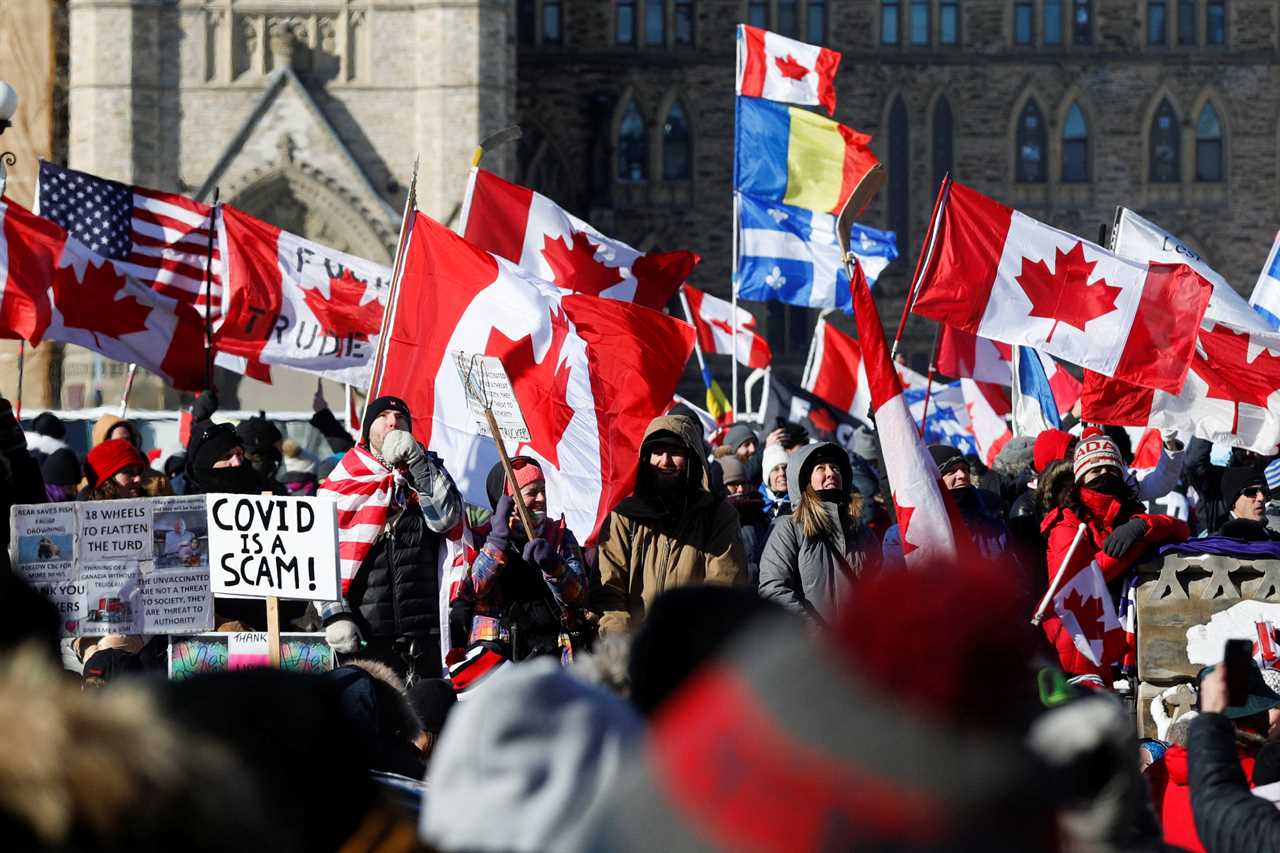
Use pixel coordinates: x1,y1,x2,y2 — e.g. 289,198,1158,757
1041,429,1189,676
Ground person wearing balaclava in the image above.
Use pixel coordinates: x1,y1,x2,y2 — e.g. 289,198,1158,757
184,420,267,495
928,444,1011,561
1040,429,1189,677
758,442,880,628
236,413,285,484
448,457,589,664
596,415,746,636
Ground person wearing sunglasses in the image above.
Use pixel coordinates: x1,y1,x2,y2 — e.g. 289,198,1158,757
1216,467,1280,541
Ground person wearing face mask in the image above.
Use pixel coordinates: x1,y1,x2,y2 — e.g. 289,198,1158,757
596,415,747,636
1040,429,1189,676
184,421,268,495
758,442,880,628
929,445,1011,561
449,457,589,664
236,414,285,486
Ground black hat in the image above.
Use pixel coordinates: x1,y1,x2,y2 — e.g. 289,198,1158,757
1221,465,1266,509
236,413,283,453
82,648,144,684
1199,663,1280,720
928,444,967,475
32,411,66,439
41,447,81,486
361,396,412,445
187,420,242,473
406,678,457,735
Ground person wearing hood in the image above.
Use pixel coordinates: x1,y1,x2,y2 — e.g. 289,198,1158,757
236,413,285,484
42,448,82,502
929,444,1011,560
184,420,269,495
91,413,143,449
757,442,791,519
596,415,747,636
1040,429,1189,676
716,455,769,585
757,442,879,627
450,456,589,663
25,411,69,465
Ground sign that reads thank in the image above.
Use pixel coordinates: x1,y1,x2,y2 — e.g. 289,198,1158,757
206,495,339,601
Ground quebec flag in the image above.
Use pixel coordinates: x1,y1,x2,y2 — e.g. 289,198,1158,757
736,192,896,314
1250,230,1280,330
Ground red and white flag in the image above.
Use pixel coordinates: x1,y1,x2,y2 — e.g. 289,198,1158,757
461,168,698,312
215,205,392,387
801,314,868,419
682,283,771,369
911,182,1213,393
960,378,1013,466
851,263,965,567
1043,558,1128,673
937,326,1013,386
370,212,695,544
735,24,841,115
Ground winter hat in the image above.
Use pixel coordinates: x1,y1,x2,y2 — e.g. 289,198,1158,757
761,443,788,482
1033,428,1075,474
187,421,242,472
992,434,1036,477
360,395,411,445
1220,465,1266,509
422,658,645,853
163,452,186,480
31,411,65,440
236,414,282,454
1072,429,1125,483
41,448,81,487
85,438,146,486
1198,663,1280,720
91,414,139,448
724,422,757,452
1266,458,1280,495
717,456,747,486
928,443,967,475
484,456,543,508
406,678,457,736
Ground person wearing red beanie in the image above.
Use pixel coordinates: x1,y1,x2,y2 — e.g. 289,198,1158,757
1033,429,1076,475
85,438,147,499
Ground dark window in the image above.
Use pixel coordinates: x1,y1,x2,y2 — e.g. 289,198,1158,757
932,97,954,190
882,0,900,43
645,0,665,44
749,0,769,27
543,0,562,44
1014,1,1034,44
1178,0,1196,43
1073,0,1092,44
1062,103,1089,182
911,0,930,43
1149,98,1180,183
675,0,694,44
1196,103,1223,181
807,0,826,42
1015,100,1047,183
778,0,799,36
1148,0,1166,44
518,0,536,45
617,0,636,44
1044,0,1063,42
940,0,959,43
888,96,910,254
1206,0,1225,44
663,102,691,180
618,100,648,182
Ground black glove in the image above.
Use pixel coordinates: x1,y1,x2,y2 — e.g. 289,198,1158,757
487,495,513,551
522,538,555,572
191,388,219,422
1102,518,1148,558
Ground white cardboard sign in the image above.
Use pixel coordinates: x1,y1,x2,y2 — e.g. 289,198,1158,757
206,494,340,601
452,351,530,443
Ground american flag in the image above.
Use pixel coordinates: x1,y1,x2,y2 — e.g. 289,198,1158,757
36,161,221,321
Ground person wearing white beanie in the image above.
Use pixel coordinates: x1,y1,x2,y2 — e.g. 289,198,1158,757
758,442,791,519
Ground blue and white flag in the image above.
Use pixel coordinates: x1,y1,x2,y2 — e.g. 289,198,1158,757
1251,230,1280,330
903,382,977,457
1011,345,1062,438
736,192,896,314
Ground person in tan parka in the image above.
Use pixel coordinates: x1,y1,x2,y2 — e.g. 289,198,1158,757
596,415,747,635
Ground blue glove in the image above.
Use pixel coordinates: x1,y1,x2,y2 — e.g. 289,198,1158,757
522,538,555,572
487,495,513,551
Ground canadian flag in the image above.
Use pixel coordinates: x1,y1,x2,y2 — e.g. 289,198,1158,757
960,378,1013,466
0,197,207,390
461,168,698,312
682,283,771,369
371,211,695,544
215,205,392,387
911,181,1213,393
736,24,841,115
937,325,1013,386
851,262,966,567
1043,558,1127,673
801,314,869,419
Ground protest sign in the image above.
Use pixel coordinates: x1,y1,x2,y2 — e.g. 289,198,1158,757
206,494,340,601
452,351,530,443
10,503,81,632
140,568,214,634
80,562,142,636
167,632,335,680
79,499,153,561
151,496,209,570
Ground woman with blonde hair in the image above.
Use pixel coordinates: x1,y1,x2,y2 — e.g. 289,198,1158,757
758,442,879,627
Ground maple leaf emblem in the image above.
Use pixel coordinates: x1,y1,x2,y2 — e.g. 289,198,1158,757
541,232,624,298
52,257,151,347
774,53,810,81
1192,324,1280,432
1061,587,1106,642
1015,242,1123,343
484,305,574,468
303,270,384,341
895,501,917,557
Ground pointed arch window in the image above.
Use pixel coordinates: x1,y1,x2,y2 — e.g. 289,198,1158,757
932,97,954,190
662,102,691,180
1061,103,1089,183
1149,99,1180,183
1196,103,1223,182
617,100,648,182
888,96,910,253
1015,100,1047,183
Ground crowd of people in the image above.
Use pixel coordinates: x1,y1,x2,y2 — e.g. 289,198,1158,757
6,383,1280,851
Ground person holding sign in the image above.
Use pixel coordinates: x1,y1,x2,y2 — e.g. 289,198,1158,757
449,457,589,664
319,396,462,680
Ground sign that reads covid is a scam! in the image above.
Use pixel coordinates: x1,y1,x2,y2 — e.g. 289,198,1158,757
206,495,339,601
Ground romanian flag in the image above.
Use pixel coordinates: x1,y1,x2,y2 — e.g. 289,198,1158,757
703,367,733,425
734,96,880,215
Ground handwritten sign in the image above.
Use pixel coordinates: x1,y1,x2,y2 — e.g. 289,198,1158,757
452,351,530,443
79,500,153,561
206,495,340,601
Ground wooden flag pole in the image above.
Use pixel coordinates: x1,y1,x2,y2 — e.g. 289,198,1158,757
483,407,538,537
1032,523,1089,626
14,339,24,418
266,596,281,667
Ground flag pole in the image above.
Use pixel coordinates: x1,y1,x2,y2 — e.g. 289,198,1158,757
731,191,741,418
118,363,138,418
204,188,220,391
364,157,419,416
679,286,712,385
800,310,830,390
917,323,942,439
15,340,24,418
891,174,951,362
